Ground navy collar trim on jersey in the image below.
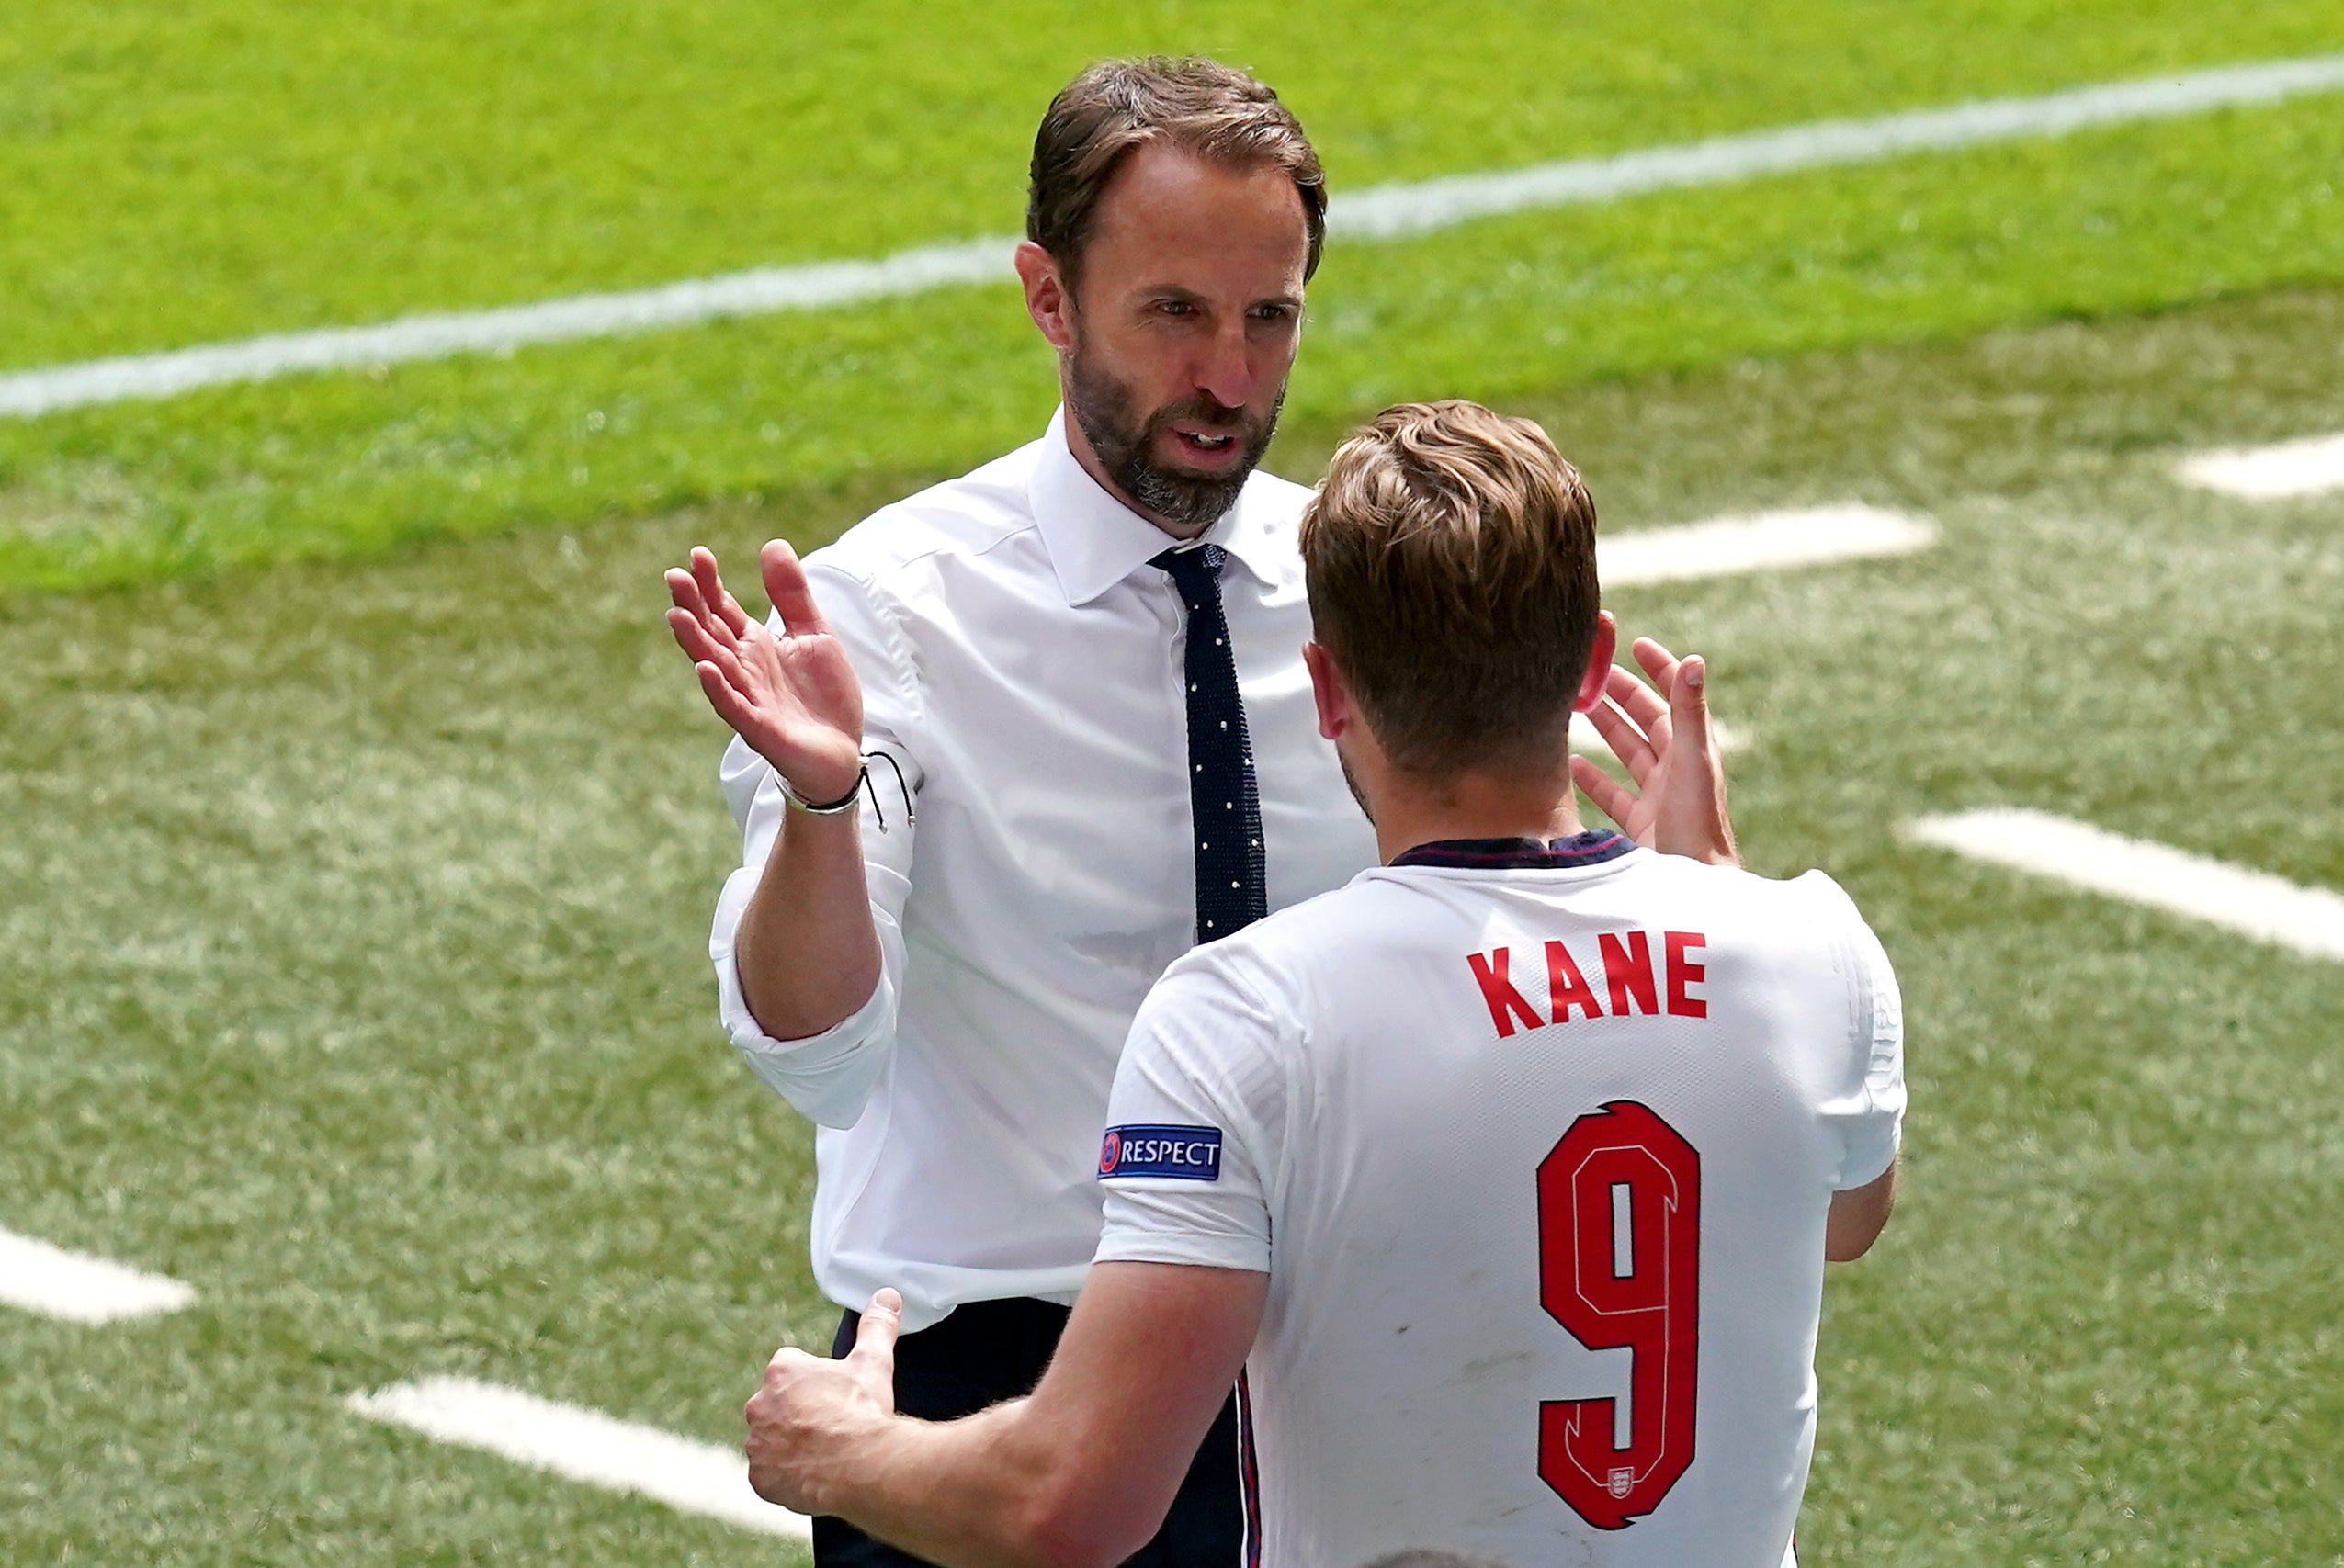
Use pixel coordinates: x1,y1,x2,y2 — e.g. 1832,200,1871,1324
1390,829,1638,871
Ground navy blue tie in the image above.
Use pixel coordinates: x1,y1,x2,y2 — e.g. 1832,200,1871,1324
1155,545,1267,944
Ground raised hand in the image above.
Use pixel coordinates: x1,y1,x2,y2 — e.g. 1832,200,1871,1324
665,542,866,803
1569,637,1739,867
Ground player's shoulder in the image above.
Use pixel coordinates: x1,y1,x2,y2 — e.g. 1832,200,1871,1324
804,443,1041,588
1599,860,1892,1022
1150,878,1359,1001
1635,852,1859,908
1153,872,1410,1020
1625,854,1871,942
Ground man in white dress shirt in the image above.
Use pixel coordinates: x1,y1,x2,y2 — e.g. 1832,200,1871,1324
738,401,1898,1568
668,62,1732,1567
666,57,1360,1566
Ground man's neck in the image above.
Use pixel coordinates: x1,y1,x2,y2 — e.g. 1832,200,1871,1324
1367,773,1589,865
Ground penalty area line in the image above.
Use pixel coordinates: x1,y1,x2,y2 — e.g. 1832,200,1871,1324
2177,431,2344,500
1571,500,1940,765
347,1376,811,1540
7,51,2344,416
1599,503,1937,587
0,1225,197,1325
1907,808,2344,961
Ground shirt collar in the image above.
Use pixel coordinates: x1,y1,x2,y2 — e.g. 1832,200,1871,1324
1389,829,1639,871
1027,405,1293,607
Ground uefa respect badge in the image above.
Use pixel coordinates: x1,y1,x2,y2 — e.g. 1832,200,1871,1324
1097,1124,1223,1181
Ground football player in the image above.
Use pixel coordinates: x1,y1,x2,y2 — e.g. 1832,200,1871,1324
745,400,1903,1568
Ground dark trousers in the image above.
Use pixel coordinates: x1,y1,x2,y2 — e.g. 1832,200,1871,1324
813,1296,1244,1568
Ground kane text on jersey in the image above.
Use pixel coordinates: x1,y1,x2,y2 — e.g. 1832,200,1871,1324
1467,931,1709,1040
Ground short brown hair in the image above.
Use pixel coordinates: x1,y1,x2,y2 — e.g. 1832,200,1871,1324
1300,401,1602,780
1028,57,1327,287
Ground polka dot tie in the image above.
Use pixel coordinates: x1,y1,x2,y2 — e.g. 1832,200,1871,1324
1154,544,1267,945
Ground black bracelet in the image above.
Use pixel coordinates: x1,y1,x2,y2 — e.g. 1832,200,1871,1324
777,767,866,817
776,752,916,833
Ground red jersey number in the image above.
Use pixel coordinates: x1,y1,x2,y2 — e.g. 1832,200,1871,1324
1536,1100,1701,1530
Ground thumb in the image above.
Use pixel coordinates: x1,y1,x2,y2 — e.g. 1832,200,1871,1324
1670,655,1714,757
1666,655,1738,866
762,538,830,634
849,1289,903,1374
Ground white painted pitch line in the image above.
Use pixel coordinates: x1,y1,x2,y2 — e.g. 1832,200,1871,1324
347,1376,811,1540
2177,432,2344,500
1599,503,1936,586
0,237,1014,421
1329,51,2344,240
1575,500,1929,764
0,1225,196,1325
7,51,2344,418
1907,808,2344,962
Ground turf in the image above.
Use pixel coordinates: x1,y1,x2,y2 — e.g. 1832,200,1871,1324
5,5,2344,588
5,283,2340,1564
8,6,2344,1559
7,0,2342,364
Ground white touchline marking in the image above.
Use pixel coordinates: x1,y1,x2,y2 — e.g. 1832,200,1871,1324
1599,504,1936,586
0,237,1013,421
0,1225,197,1325
6,52,2344,417
2177,432,2344,500
347,1376,810,1540
1907,809,2344,961
1328,52,2344,240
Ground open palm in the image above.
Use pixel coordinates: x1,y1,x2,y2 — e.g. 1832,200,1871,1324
665,541,866,803
1569,637,1738,866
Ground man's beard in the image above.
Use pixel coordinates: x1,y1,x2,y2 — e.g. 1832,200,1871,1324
1066,345,1285,531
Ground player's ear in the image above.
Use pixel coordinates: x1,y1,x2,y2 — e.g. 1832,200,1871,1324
1573,612,1618,714
1015,242,1076,352
1303,640,1350,740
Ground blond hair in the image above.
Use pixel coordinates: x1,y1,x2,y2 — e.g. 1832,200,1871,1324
1300,400,1601,779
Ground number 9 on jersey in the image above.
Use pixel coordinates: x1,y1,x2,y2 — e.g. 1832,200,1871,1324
1536,1100,1702,1530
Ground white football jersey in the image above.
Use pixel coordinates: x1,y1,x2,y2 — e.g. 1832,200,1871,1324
1095,831,1903,1568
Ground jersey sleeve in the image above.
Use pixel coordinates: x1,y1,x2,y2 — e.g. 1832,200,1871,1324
708,556,924,1131
1093,946,1289,1276
1799,872,1907,1190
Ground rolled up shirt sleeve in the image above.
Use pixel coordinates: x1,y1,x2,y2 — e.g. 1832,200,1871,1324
707,559,923,1131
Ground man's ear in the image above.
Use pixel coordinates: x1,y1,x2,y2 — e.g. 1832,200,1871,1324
1572,611,1619,714
1303,640,1350,741
1015,241,1075,353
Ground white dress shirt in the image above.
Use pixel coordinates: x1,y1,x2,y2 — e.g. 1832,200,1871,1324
709,408,1379,1332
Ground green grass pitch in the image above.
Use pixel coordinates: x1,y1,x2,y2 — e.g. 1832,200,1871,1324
4,3,2343,1563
